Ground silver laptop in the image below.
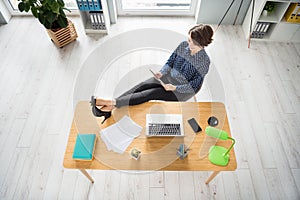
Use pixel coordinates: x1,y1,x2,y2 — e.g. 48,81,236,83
146,114,184,137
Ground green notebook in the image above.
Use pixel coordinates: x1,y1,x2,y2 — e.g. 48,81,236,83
72,133,96,160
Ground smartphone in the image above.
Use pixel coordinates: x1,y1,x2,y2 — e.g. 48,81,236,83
187,118,202,133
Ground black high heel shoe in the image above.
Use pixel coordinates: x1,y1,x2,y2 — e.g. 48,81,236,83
92,105,112,124
90,96,96,106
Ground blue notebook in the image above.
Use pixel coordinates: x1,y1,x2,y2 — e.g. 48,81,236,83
72,133,96,160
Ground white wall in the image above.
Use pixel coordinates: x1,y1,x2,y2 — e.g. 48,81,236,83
196,0,251,25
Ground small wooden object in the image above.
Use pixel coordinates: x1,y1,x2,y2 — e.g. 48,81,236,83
46,19,78,48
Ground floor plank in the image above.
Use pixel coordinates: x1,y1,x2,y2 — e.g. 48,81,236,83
208,171,226,200
149,171,164,188
102,171,121,200
0,118,26,188
149,187,165,200
264,169,286,200
193,172,211,200
264,122,300,199
234,101,271,200
178,172,195,200
222,171,241,200
236,169,256,200
27,135,58,199
57,170,78,200
0,148,28,200
118,171,149,200
164,171,180,200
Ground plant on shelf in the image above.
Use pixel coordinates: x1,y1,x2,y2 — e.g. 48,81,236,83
264,2,276,14
18,0,78,47
18,0,70,29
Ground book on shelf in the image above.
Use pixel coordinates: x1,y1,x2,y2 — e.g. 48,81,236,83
72,133,97,161
285,3,300,23
251,22,270,39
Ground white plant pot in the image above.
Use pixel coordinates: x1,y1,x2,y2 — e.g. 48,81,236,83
262,10,268,16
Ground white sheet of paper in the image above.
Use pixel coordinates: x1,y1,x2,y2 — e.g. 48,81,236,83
100,115,142,154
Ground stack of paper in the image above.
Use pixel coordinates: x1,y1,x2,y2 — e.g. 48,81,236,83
100,115,142,154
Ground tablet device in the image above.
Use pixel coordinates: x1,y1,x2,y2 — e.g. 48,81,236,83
149,69,165,85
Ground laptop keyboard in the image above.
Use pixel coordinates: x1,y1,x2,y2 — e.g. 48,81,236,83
148,123,181,136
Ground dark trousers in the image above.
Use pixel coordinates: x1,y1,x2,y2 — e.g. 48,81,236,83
115,76,196,108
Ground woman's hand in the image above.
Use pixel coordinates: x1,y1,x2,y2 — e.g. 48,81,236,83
155,72,163,79
163,84,176,91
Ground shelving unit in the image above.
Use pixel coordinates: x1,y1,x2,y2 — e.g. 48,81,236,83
242,0,300,42
76,0,110,34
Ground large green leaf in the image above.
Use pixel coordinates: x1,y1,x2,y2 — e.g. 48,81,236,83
47,0,55,8
31,6,38,18
28,0,36,5
57,15,68,28
57,0,65,7
42,0,51,5
44,20,52,29
51,2,60,14
24,2,31,12
46,11,57,24
18,2,26,12
59,8,66,18
38,14,47,28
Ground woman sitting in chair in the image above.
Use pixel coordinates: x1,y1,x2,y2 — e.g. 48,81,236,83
91,24,214,123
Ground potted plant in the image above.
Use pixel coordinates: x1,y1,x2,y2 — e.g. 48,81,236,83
18,0,78,47
262,2,276,16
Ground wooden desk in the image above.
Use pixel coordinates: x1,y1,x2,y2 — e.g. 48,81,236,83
63,102,237,184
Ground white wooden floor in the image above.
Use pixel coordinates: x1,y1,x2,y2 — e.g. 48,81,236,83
0,16,299,200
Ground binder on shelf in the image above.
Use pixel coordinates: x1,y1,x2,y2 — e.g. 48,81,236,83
97,13,103,29
92,0,102,11
258,23,265,38
84,0,89,10
76,0,89,10
90,12,96,29
251,22,271,39
90,0,102,11
77,0,102,11
89,11,106,30
285,3,300,23
251,22,261,38
88,0,94,10
100,12,106,29
263,23,270,33
76,0,84,10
